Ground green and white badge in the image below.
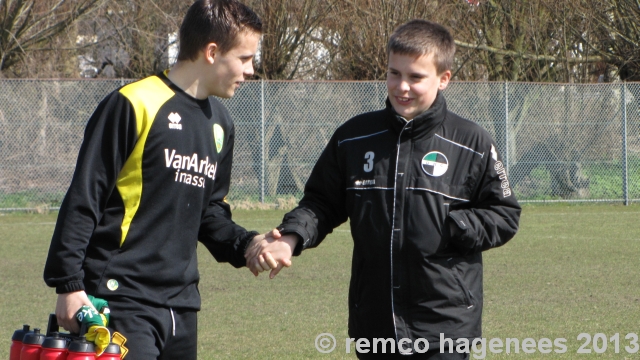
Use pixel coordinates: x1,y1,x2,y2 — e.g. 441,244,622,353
422,151,448,177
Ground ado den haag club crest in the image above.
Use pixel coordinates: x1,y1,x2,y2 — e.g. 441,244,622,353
422,151,448,177
213,124,224,153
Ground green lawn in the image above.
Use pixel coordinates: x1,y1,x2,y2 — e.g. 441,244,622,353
1,204,639,359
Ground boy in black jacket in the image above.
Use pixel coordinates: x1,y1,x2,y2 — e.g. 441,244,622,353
247,19,521,359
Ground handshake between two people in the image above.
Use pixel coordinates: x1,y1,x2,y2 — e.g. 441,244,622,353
244,229,299,279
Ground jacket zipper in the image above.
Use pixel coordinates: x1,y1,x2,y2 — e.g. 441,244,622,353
389,120,410,342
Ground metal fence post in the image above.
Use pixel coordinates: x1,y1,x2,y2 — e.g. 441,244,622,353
622,82,629,205
261,79,265,203
504,81,509,172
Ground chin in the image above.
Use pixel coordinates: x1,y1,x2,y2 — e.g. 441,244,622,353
393,106,414,119
216,91,234,99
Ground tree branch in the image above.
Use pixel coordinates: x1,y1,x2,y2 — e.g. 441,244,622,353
454,39,604,63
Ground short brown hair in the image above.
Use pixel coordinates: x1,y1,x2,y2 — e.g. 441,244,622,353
177,0,262,61
387,19,455,74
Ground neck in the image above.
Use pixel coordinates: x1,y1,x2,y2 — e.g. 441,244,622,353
167,61,209,99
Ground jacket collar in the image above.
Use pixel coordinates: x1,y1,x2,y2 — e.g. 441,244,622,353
386,91,447,139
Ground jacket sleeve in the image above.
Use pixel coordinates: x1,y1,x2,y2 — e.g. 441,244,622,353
278,131,348,255
447,143,521,253
43,92,138,294
198,122,256,268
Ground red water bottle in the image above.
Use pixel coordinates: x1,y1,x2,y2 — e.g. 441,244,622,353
39,332,68,360
20,328,45,360
96,343,121,359
10,325,31,360
66,337,95,360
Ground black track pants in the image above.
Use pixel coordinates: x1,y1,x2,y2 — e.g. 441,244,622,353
107,297,197,360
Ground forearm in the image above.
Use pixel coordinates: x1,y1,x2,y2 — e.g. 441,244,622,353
43,197,97,293
448,202,521,253
278,198,346,255
199,200,258,267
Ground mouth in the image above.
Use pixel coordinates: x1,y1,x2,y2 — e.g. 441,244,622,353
394,96,413,105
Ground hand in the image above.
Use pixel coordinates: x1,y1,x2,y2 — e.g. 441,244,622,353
55,290,94,334
244,229,282,276
245,228,299,278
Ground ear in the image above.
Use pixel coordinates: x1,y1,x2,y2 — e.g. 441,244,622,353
204,43,218,64
438,70,452,91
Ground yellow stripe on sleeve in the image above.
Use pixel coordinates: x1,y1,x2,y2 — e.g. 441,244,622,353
117,76,175,247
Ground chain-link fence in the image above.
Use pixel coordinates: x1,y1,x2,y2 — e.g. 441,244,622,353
0,79,638,211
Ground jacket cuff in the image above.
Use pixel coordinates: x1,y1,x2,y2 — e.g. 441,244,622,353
448,211,475,251
277,223,307,256
55,280,85,294
241,230,260,259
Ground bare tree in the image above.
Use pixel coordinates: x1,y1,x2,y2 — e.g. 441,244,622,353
84,0,337,80
246,0,337,80
75,0,189,79
75,0,337,80
575,0,640,81
449,0,605,82
325,0,451,80
314,0,603,83
0,0,104,77
5,0,640,82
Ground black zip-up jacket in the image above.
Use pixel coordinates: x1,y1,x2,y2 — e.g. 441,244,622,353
279,93,520,349
43,73,255,310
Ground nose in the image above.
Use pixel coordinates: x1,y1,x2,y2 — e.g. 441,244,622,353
398,78,410,92
244,62,255,78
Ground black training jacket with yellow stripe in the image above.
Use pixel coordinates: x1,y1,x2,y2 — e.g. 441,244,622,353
279,92,521,348
43,72,255,310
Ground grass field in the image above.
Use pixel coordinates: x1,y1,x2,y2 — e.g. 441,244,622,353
1,203,639,359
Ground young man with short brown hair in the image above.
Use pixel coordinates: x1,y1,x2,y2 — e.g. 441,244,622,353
43,1,278,358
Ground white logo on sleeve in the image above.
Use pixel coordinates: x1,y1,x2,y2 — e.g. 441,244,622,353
494,161,512,197
168,112,182,130
491,144,498,161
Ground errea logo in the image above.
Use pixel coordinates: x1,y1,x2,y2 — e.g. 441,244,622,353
168,112,182,130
